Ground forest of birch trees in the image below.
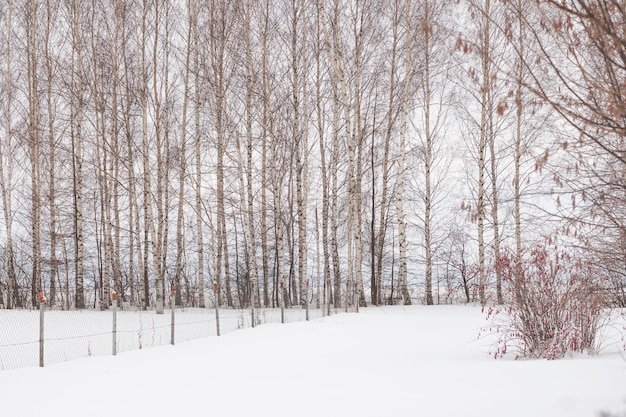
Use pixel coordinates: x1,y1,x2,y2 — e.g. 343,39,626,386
0,0,625,311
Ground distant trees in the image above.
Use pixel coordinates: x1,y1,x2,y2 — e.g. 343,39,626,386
0,0,621,310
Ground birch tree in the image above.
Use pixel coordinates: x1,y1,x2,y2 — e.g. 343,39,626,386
374,0,402,306
318,0,370,308
258,0,273,307
67,0,86,308
458,0,506,305
287,0,309,307
89,1,112,308
0,0,20,308
42,0,61,305
421,0,434,305
415,0,455,305
110,1,123,306
119,3,147,308
192,0,205,308
314,3,333,309
502,0,542,303
205,0,234,307
397,0,415,306
476,0,490,306
26,0,43,307
174,0,194,306
239,0,260,306
150,0,166,314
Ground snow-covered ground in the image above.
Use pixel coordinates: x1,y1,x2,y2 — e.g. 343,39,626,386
1,305,625,417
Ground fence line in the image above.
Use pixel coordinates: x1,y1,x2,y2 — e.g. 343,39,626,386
0,291,357,371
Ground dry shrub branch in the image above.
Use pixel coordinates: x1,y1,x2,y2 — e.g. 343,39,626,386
484,242,614,359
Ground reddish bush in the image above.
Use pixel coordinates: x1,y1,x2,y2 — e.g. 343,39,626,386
484,242,610,359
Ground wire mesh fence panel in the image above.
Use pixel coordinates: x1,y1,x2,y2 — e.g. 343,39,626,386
253,308,277,326
0,304,350,370
218,308,252,335
116,309,175,353
305,308,325,321
0,309,41,370
45,310,112,365
283,307,307,323
170,308,217,344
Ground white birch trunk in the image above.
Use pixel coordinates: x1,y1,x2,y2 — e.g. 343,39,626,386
121,38,145,308
396,102,411,305
395,0,413,306
292,0,308,307
151,0,164,314
111,4,123,304
28,0,42,307
44,1,58,305
191,1,205,308
174,0,193,307
513,4,525,303
489,92,502,305
377,4,400,306
260,1,270,306
423,0,434,306
315,7,331,310
70,0,85,309
477,0,491,306
330,91,341,308
0,0,18,308
244,1,259,305
140,1,153,310
352,8,365,307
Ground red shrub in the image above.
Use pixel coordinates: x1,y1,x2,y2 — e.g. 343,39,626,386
484,243,610,359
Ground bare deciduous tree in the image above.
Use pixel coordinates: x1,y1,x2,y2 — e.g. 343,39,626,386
0,0,20,308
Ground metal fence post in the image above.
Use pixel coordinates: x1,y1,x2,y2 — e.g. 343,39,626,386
322,279,326,318
305,279,310,321
38,292,46,367
280,280,285,324
326,278,331,317
171,285,176,346
250,280,255,328
213,281,220,336
111,291,117,356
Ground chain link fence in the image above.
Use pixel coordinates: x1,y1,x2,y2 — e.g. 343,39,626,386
0,293,354,371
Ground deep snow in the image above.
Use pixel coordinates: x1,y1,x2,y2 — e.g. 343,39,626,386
1,305,624,417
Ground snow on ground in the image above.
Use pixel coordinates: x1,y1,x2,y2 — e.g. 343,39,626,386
1,305,624,417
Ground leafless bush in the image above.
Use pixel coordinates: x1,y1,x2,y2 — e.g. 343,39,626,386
484,243,615,359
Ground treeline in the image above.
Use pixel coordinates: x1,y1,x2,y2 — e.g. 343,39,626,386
0,0,624,311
